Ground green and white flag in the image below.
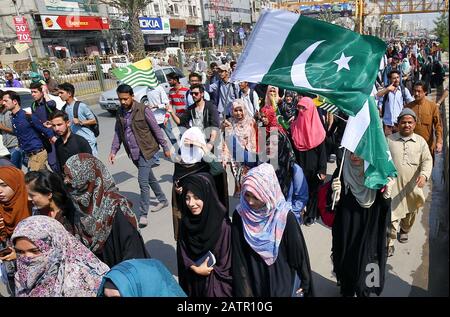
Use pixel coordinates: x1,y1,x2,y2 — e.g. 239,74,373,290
112,58,158,88
232,10,386,116
341,96,397,189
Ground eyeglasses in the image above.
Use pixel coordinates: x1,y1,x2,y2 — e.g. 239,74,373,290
191,92,201,96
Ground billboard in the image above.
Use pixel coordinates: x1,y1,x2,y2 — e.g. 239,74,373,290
139,17,171,34
13,16,32,43
41,15,110,30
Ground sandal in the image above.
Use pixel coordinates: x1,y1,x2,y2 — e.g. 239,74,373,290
398,232,408,243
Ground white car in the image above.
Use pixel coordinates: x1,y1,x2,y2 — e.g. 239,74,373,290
99,66,189,115
0,87,65,113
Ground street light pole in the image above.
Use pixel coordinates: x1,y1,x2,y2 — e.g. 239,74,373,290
12,0,37,72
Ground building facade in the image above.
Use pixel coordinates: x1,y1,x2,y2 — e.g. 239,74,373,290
0,0,111,64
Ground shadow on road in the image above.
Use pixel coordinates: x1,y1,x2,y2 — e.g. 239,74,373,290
311,271,341,297
146,239,178,277
381,264,428,297
112,171,135,185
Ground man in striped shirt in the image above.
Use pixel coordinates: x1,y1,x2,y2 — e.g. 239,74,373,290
166,72,189,145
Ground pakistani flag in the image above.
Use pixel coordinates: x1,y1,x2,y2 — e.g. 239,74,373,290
112,58,158,88
232,10,386,116
341,96,397,189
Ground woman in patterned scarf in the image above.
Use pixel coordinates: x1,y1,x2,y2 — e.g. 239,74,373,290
231,163,312,297
222,99,259,197
12,215,109,297
63,153,149,267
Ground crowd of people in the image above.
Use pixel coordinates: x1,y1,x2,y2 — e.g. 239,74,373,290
0,37,446,297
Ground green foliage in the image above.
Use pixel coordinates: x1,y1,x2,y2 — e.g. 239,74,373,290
433,13,449,51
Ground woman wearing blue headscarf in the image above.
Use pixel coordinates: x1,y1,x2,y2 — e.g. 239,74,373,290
97,259,186,297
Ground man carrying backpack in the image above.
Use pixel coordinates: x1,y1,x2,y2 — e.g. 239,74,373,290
30,82,59,172
58,82,99,156
377,70,414,136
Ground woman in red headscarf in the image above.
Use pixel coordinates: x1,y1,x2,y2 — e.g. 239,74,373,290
290,97,327,226
0,166,32,295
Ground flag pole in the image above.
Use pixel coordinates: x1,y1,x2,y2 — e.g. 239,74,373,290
332,148,347,210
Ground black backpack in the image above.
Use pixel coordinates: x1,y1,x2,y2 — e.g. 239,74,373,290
63,101,100,137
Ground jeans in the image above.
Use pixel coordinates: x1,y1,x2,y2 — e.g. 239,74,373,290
8,147,23,169
133,155,167,216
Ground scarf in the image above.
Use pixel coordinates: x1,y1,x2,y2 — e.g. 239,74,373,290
260,105,286,135
229,99,258,153
291,97,326,151
180,173,226,258
97,259,186,297
342,152,377,208
0,166,31,242
12,216,109,297
63,154,138,253
237,163,290,265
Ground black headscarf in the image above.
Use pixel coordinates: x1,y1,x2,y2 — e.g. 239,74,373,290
180,173,227,258
280,91,298,121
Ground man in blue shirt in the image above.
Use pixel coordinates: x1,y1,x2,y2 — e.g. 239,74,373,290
2,90,56,171
377,70,414,136
4,72,23,88
30,82,59,172
58,82,98,156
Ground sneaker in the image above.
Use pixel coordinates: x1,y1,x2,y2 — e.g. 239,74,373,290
387,245,395,257
150,201,169,212
139,215,148,228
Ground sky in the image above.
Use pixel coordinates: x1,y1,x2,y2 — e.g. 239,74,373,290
401,13,440,30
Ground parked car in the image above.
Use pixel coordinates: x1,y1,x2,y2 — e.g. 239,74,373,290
99,66,188,115
0,87,65,113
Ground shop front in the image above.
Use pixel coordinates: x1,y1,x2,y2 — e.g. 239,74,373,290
35,14,111,57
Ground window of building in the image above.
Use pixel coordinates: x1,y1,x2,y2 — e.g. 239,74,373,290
154,3,160,15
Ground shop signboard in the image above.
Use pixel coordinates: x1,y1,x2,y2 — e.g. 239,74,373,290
139,17,171,34
41,15,110,30
13,16,32,43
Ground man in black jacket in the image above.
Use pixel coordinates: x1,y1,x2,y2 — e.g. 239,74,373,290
49,110,92,172
167,84,220,152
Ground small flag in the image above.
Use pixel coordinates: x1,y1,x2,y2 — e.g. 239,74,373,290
312,97,339,114
111,58,158,88
341,96,397,189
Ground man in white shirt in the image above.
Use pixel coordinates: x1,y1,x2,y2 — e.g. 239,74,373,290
238,81,259,117
146,84,174,164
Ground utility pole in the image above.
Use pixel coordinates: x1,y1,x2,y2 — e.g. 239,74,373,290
12,0,37,72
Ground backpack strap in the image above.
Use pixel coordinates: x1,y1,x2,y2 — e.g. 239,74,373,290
73,101,81,119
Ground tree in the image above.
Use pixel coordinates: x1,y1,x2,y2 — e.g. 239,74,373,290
100,0,153,53
433,13,449,51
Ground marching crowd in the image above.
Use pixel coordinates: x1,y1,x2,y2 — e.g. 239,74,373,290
0,37,446,297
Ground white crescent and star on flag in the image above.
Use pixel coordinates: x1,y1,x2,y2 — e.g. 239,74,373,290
291,40,354,91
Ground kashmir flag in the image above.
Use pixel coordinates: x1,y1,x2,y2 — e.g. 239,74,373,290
232,10,386,116
312,96,339,114
341,96,397,189
112,58,158,88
